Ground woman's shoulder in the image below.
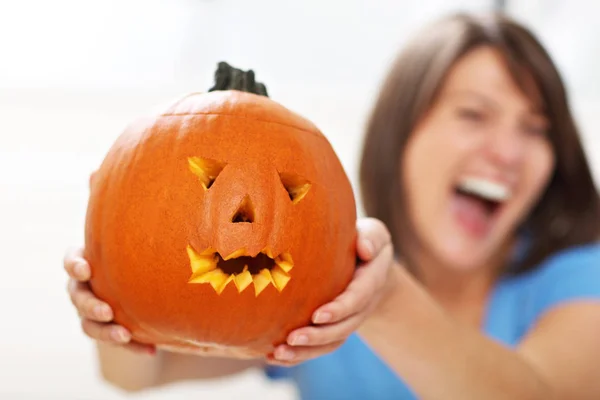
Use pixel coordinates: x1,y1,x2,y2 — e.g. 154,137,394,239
517,241,600,317
526,241,600,283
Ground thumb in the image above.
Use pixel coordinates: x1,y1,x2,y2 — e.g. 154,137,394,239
356,218,392,262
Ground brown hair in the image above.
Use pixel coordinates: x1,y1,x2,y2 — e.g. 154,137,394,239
359,12,600,275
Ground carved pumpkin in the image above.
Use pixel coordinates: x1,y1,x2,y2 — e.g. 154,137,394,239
84,63,357,356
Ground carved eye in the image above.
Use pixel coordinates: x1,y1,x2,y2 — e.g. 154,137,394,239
188,157,227,190
279,171,311,204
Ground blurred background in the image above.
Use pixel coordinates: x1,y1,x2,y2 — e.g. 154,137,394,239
1,0,599,399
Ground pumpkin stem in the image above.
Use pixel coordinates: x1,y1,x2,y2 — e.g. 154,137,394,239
208,62,269,97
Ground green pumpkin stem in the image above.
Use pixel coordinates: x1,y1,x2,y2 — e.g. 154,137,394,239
208,62,269,97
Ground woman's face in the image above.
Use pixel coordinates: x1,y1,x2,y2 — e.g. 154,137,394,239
402,46,555,272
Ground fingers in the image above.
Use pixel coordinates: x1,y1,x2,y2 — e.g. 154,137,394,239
68,280,113,322
312,243,393,324
118,341,157,355
264,218,395,366
81,319,131,343
81,318,156,354
268,340,345,365
63,245,155,355
356,217,392,262
64,246,112,322
288,312,364,347
64,247,91,281
72,282,156,355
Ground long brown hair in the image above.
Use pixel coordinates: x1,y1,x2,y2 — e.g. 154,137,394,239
359,12,600,274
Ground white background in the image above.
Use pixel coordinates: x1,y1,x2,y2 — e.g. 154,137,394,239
1,1,599,399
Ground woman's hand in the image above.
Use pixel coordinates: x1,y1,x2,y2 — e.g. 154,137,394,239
64,247,157,355
268,217,399,365
65,246,264,360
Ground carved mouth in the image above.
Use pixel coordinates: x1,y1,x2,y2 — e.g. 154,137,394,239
186,245,293,296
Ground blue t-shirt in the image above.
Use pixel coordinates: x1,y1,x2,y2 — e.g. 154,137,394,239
265,243,600,399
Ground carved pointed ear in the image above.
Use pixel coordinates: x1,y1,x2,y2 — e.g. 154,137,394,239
188,157,227,190
278,171,311,204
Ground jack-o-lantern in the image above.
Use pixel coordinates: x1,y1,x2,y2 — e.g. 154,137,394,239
84,62,357,356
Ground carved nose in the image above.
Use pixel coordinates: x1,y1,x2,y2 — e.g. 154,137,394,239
231,194,255,223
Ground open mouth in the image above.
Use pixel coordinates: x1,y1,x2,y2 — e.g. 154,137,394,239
454,188,502,215
186,245,293,296
454,177,510,216
451,177,511,235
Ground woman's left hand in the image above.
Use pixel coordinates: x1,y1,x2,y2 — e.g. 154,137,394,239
268,217,398,365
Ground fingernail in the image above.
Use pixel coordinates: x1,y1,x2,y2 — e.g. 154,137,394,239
94,304,111,320
290,334,308,346
74,263,87,278
276,348,295,361
112,328,130,343
363,239,374,258
313,311,332,324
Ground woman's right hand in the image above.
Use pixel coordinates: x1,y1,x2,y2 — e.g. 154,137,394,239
64,246,156,355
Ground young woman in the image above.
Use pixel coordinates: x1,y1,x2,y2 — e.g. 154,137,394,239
64,12,600,399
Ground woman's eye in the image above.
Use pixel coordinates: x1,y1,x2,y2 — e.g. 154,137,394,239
523,124,549,137
457,107,485,121
521,115,550,137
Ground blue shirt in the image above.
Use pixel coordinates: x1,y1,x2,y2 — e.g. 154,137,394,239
265,243,600,399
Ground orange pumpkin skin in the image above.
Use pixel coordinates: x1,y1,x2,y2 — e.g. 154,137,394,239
84,90,357,356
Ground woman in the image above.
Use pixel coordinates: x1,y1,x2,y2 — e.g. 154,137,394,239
64,12,600,399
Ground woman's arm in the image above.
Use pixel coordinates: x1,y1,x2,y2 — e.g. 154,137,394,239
157,350,263,386
271,219,600,399
96,342,263,392
65,247,263,393
358,263,600,400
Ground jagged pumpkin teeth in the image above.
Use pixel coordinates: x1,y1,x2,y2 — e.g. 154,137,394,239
253,269,273,296
274,257,293,273
199,247,216,256
188,268,228,285
281,252,293,262
189,257,217,275
233,266,253,292
216,274,235,294
270,265,291,291
186,245,217,275
223,248,247,260
187,248,293,294
261,247,274,258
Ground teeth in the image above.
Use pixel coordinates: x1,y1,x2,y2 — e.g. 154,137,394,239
274,254,293,273
270,266,292,291
223,248,247,260
188,269,232,294
187,246,292,296
457,177,511,202
261,247,274,259
186,245,218,276
233,266,253,292
252,269,273,296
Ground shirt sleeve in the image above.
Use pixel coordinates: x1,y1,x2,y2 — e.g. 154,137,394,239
264,364,293,380
526,243,600,320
